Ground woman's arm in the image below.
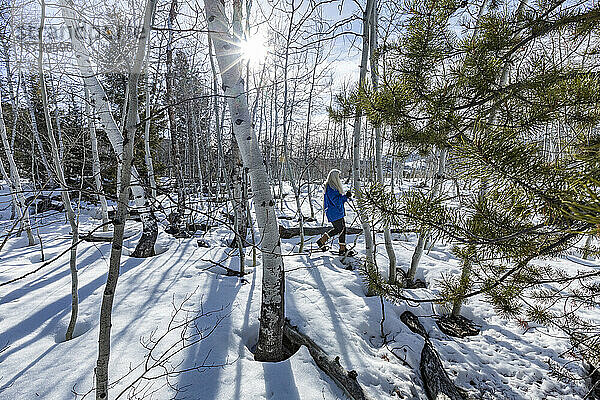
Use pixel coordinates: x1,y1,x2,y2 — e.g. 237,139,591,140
331,187,348,203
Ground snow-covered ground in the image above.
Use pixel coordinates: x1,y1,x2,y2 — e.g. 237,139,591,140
0,182,597,399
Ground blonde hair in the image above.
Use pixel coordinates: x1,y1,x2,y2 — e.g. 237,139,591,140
325,169,344,194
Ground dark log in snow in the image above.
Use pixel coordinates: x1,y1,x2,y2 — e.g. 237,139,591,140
400,311,466,400
279,225,414,239
26,195,64,214
283,320,372,400
130,217,158,258
108,209,142,222
81,233,112,243
400,311,429,339
420,341,466,400
435,315,480,338
279,225,362,239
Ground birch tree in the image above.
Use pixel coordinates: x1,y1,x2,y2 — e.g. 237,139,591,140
0,94,35,246
87,0,157,397
369,0,396,283
279,0,306,252
23,80,53,186
353,0,376,284
165,0,185,220
143,18,157,201
204,0,286,361
60,0,158,258
85,86,110,231
38,0,81,340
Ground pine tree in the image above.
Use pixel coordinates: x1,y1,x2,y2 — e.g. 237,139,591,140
356,0,600,381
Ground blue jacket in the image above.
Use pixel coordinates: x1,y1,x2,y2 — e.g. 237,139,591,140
324,184,348,222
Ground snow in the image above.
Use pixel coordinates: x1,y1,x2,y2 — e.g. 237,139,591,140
0,183,596,399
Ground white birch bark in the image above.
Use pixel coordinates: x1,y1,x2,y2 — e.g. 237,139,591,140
38,0,79,340
191,110,203,199
0,144,19,218
304,48,319,220
91,1,157,398
232,0,248,264
85,86,109,231
205,0,285,361
0,144,20,223
208,38,226,200
22,80,53,185
352,0,376,282
407,147,447,284
369,0,397,283
0,95,35,246
166,0,185,218
1,40,19,149
143,56,157,201
280,0,304,252
60,0,157,258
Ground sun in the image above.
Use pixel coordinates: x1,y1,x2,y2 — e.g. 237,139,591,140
239,34,268,65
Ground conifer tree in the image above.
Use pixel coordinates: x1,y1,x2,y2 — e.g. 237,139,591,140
356,0,600,378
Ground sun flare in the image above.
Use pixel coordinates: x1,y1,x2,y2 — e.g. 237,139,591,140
239,34,268,65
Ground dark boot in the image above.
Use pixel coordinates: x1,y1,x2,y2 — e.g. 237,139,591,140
317,233,330,250
339,243,355,257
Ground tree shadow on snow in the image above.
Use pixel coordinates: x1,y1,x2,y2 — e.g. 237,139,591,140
295,255,354,368
0,254,145,365
232,263,258,399
262,360,302,400
176,254,243,398
1,244,107,305
111,239,201,343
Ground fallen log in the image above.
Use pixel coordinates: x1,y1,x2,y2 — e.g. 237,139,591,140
108,209,142,222
279,225,414,239
279,225,362,239
283,320,372,400
435,315,480,338
400,311,466,400
79,229,137,243
420,341,466,400
400,311,428,339
81,233,112,243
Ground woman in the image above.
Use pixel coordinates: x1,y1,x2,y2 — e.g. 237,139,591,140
316,169,355,256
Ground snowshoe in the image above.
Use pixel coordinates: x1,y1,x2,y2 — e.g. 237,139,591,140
311,243,330,253
338,248,356,257
336,253,362,271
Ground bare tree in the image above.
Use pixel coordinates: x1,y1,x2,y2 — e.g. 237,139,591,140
59,0,157,396
352,0,376,287
165,0,186,221
85,86,110,231
0,92,35,246
205,0,286,361
60,0,158,258
38,0,81,340
369,0,396,283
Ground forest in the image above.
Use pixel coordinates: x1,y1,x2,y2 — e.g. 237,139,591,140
1,0,600,399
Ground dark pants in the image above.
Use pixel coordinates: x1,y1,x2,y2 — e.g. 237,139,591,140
328,217,346,244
